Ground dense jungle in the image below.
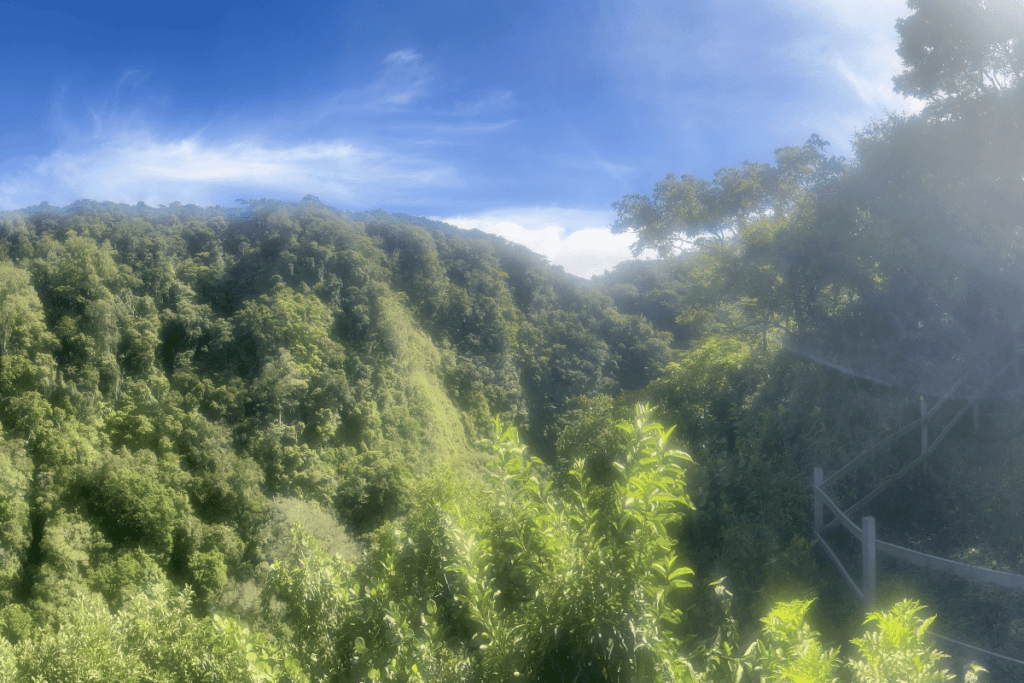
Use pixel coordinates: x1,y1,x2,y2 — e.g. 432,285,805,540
0,0,1023,680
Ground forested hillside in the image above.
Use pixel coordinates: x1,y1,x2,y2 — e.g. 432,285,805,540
0,194,677,602
0,0,1021,680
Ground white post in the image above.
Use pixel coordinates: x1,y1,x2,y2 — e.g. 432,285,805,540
813,467,823,535
863,516,876,609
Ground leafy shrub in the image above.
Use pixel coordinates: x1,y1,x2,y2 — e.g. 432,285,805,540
12,583,308,682
749,598,981,683
849,600,956,683
754,599,838,682
448,404,697,682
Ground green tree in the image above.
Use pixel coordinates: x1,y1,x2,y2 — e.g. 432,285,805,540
0,262,57,436
0,262,51,360
255,348,309,424
612,136,845,256
30,510,110,627
14,582,309,682
895,0,1023,119
0,437,31,603
232,281,341,379
81,448,185,564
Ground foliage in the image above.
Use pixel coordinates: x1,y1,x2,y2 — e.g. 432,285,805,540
447,405,697,682
894,0,1023,119
848,600,958,683
0,4,1020,665
0,437,31,603
9,583,308,682
612,135,846,256
261,512,470,683
748,598,978,683
755,599,839,682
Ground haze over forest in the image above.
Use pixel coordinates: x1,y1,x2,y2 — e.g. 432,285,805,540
0,0,1022,682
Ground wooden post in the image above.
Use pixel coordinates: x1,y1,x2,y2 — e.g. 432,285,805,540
814,467,823,534
863,516,876,609
920,395,928,457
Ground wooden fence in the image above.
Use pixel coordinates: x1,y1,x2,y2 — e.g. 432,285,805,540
819,344,1020,534
813,475,1024,668
812,343,1024,670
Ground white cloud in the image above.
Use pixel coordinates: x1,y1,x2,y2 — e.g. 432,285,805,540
436,207,657,279
376,49,430,106
783,0,925,113
777,0,926,152
325,48,433,113
0,129,460,210
384,49,421,66
452,90,515,116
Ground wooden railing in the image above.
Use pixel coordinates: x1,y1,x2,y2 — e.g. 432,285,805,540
813,475,1024,668
812,342,1024,669
820,344,1019,534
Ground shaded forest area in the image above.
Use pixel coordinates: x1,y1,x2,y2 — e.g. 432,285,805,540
0,0,1022,680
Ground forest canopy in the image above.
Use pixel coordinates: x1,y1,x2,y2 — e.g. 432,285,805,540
0,0,1022,680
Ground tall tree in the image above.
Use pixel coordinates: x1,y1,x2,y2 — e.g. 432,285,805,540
611,135,845,257
835,0,1024,358
894,0,1024,120
0,263,50,360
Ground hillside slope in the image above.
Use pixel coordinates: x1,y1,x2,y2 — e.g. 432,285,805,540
0,198,672,618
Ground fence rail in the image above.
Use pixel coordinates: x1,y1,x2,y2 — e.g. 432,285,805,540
929,633,1024,669
876,540,1024,591
815,472,1024,595
829,397,974,530
822,344,1012,490
813,466,1024,668
813,530,863,600
822,347,1020,539
810,342,1024,669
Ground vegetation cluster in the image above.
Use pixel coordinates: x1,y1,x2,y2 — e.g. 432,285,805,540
0,0,1022,679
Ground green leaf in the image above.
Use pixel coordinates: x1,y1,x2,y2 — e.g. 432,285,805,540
668,567,694,581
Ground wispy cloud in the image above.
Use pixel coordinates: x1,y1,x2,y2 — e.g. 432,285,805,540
436,206,656,279
323,48,433,116
452,90,515,116
1,54,528,212
783,0,925,111
376,49,431,105
114,69,150,100
776,0,925,153
426,120,517,135
554,150,634,189
0,128,460,210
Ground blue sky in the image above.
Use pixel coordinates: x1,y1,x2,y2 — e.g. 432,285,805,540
0,0,922,276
